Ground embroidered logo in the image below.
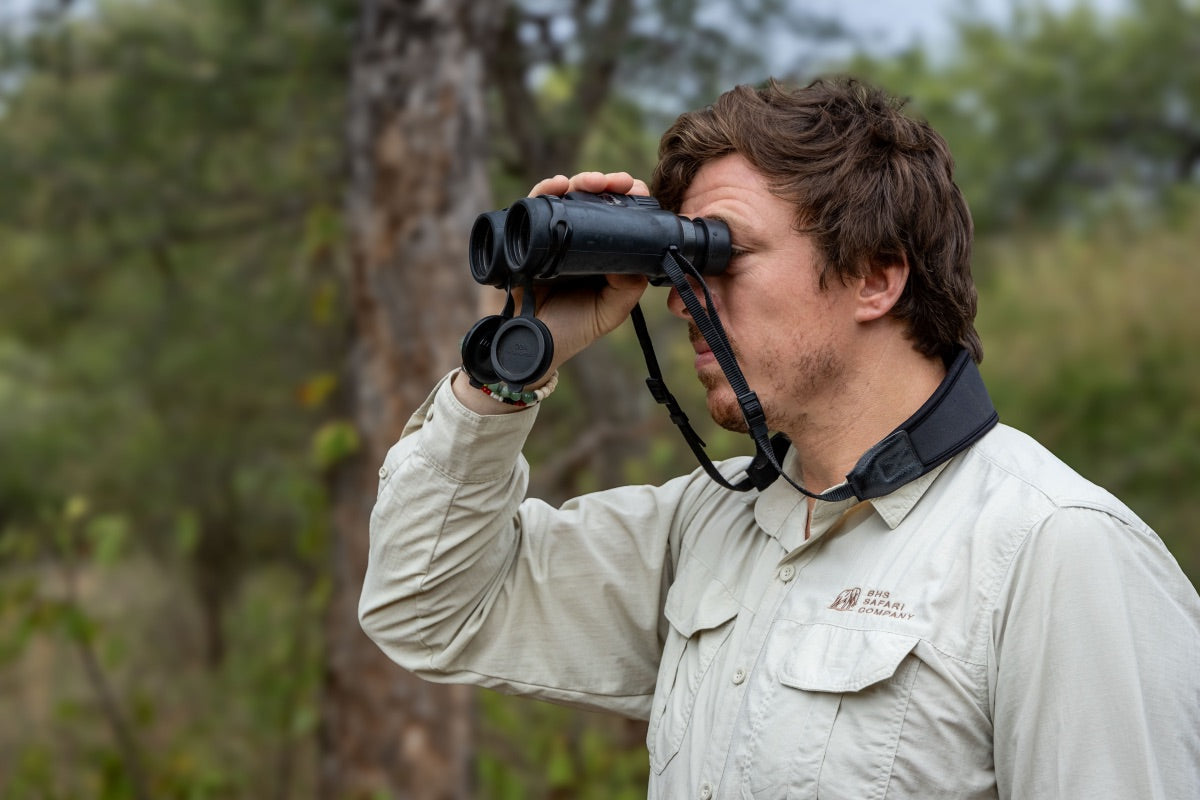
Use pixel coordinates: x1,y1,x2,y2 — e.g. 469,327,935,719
829,588,916,620
829,587,861,610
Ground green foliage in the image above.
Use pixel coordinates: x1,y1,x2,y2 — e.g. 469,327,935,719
477,692,650,800
310,419,361,470
839,0,1200,235
1,505,325,799
0,0,352,583
1,0,346,795
976,211,1200,584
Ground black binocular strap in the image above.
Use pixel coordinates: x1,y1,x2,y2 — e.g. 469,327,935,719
655,248,855,501
635,247,999,502
630,303,765,492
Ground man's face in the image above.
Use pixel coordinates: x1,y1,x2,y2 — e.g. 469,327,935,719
668,154,859,436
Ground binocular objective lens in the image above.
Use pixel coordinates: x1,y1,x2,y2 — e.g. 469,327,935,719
469,210,510,286
470,226,493,281
511,205,531,268
500,200,542,276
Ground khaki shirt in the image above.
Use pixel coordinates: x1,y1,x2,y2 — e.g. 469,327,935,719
360,371,1200,799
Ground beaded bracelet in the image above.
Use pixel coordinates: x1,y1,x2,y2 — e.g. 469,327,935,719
473,370,559,407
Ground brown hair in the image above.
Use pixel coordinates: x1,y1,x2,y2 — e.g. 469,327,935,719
652,77,983,362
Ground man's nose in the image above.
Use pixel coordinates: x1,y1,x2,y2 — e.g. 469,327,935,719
666,278,712,320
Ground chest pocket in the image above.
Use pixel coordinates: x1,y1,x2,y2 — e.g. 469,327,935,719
647,570,741,775
750,623,921,799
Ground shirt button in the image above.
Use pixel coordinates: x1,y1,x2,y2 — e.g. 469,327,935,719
378,466,389,479
699,783,713,799
778,564,796,582
732,668,746,685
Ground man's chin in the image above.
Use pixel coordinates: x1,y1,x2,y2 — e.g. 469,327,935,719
703,386,750,434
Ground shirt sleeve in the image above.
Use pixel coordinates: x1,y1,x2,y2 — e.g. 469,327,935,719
990,504,1200,800
358,371,689,719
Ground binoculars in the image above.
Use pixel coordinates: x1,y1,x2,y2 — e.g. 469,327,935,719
469,191,731,287
462,191,732,391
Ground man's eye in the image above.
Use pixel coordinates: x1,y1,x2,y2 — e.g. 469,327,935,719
730,247,750,259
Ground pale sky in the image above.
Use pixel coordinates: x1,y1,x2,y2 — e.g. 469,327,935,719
811,0,1128,53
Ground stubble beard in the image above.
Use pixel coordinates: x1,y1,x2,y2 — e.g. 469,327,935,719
691,324,843,436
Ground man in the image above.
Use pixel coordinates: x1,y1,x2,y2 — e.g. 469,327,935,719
359,78,1200,798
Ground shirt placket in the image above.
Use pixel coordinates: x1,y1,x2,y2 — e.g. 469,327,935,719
710,496,865,797
696,504,832,796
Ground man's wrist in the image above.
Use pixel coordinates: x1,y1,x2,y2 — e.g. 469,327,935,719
451,369,558,415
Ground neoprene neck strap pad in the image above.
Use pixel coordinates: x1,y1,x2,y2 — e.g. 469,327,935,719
842,348,998,500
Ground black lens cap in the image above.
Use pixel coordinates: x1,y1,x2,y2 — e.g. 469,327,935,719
460,315,505,384
491,317,554,388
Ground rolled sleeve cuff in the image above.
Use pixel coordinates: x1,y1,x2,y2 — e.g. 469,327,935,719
384,369,543,486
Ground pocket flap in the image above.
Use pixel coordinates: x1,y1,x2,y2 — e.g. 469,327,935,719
779,625,919,693
663,577,740,638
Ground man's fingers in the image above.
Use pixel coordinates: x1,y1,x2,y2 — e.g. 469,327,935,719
528,174,569,197
528,171,650,198
565,171,607,193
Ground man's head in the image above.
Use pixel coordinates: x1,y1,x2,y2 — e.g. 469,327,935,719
652,77,982,363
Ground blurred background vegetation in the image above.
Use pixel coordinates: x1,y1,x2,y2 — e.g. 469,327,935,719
0,0,1196,797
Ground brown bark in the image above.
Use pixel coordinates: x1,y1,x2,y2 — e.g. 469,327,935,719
319,1,499,797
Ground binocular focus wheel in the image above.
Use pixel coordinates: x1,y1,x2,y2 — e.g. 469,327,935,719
491,316,554,388
460,315,505,385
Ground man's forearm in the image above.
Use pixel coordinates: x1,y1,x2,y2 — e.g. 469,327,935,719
358,370,680,717
359,372,539,672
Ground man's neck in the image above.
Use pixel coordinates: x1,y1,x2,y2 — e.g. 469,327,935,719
782,340,947,495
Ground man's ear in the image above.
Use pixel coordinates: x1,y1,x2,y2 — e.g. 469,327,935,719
854,254,909,323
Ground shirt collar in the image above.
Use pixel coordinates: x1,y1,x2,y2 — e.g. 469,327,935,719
868,460,950,529
754,448,951,547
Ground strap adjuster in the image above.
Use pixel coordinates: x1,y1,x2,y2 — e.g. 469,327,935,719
645,376,670,404
737,390,768,435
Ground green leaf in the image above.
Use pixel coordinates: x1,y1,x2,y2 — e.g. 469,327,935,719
545,735,576,788
311,420,361,469
174,509,201,556
86,513,130,565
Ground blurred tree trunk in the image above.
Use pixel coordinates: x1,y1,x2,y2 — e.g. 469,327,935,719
319,1,498,797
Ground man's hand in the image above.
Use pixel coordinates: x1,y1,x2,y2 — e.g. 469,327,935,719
453,171,651,415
